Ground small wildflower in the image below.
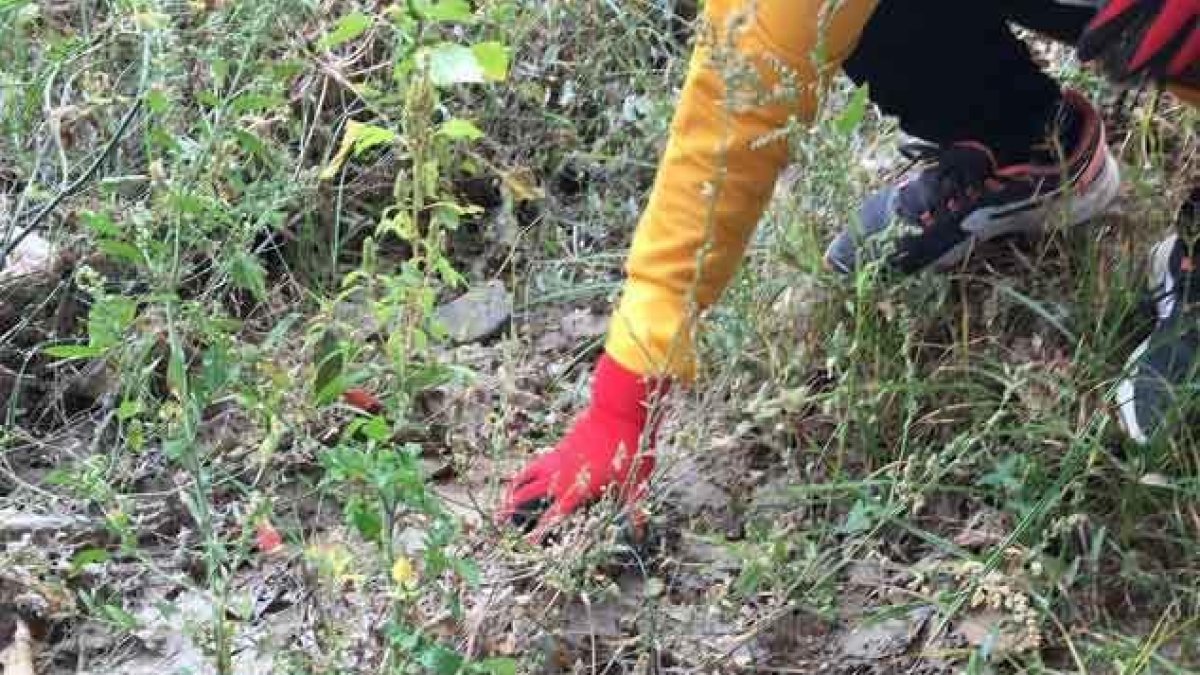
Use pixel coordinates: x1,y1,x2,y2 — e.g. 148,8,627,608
391,556,418,589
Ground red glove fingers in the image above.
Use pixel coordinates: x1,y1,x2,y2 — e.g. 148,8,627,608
1078,0,1198,83
496,353,667,543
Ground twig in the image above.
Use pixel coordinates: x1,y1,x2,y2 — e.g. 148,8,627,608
1,98,144,268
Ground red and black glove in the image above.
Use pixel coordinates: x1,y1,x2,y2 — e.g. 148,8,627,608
496,354,667,542
1078,0,1199,87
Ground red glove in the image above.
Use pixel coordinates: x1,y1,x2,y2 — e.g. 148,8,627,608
496,354,667,542
1078,0,1199,86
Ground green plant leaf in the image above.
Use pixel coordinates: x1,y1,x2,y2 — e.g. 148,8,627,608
44,344,106,359
313,328,345,401
167,334,188,400
437,118,484,141
419,644,464,675
418,0,474,22
230,92,284,113
359,416,391,442
70,548,111,574
96,239,143,266
471,42,509,82
87,295,138,351
840,498,873,534
473,658,517,675
320,121,397,180
834,84,870,136
101,603,139,630
319,11,372,50
346,498,382,541
81,210,119,237
427,44,484,85
228,250,267,301
145,88,170,113
162,437,190,461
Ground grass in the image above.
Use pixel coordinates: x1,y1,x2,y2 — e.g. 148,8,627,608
1,1,1198,674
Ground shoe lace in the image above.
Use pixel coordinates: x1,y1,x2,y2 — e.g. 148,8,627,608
896,142,1010,228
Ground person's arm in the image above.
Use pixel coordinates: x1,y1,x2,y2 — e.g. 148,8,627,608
498,0,879,539
606,0,879,380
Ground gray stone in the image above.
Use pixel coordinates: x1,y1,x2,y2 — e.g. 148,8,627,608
436,281,512,344
840,607,934,661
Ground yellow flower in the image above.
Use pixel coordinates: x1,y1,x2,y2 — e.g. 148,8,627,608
391,556,418,589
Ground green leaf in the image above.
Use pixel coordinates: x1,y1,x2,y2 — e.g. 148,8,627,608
167,334,187,400
313,328,345,400
320,121,397,180
437,118,484,141
87,295,138,350
473,658,517,675
233,128,273,165
162,437,190,460
117,398,142,420
145,88,170,114
44,344,106,359
346,499,382,541
471,42,509,82
81,210,119,237
97,239,143,266
0,0,35,13
198,342,234,400
427,44,484,85
452,556,480,585
228,250,267,301
419,644,464,675
70,548,111,574
230,92,283,113
418,0,474,22
359,416,391,442
101,603,139,630
352,125,397,154
834,83,870,136
841,498,874,534
319,11,372,50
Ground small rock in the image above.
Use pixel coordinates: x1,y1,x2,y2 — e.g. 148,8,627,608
1139,473,1171,488
845,560,886,587
840,617,913,660
559,308,608,341
953,609,1023,657
0,233,52,281
332,288,379,336
436,281,512,344
840,607,933,661
660,454,731,518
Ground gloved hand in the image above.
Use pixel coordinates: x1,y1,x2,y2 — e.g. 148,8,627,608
1078,0,1198,87
496,354,667,542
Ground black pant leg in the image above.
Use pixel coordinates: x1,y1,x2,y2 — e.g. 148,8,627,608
1003,0,1094,44
842,1,1072,163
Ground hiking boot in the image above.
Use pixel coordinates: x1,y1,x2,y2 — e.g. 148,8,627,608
825,89,1120,274
1118,188,1200,445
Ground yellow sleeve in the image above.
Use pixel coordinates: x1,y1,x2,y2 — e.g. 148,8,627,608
605,0,879,379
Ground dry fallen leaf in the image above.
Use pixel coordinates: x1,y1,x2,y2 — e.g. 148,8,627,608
255,519,285,555
343,387,384,414
500,166,544,202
